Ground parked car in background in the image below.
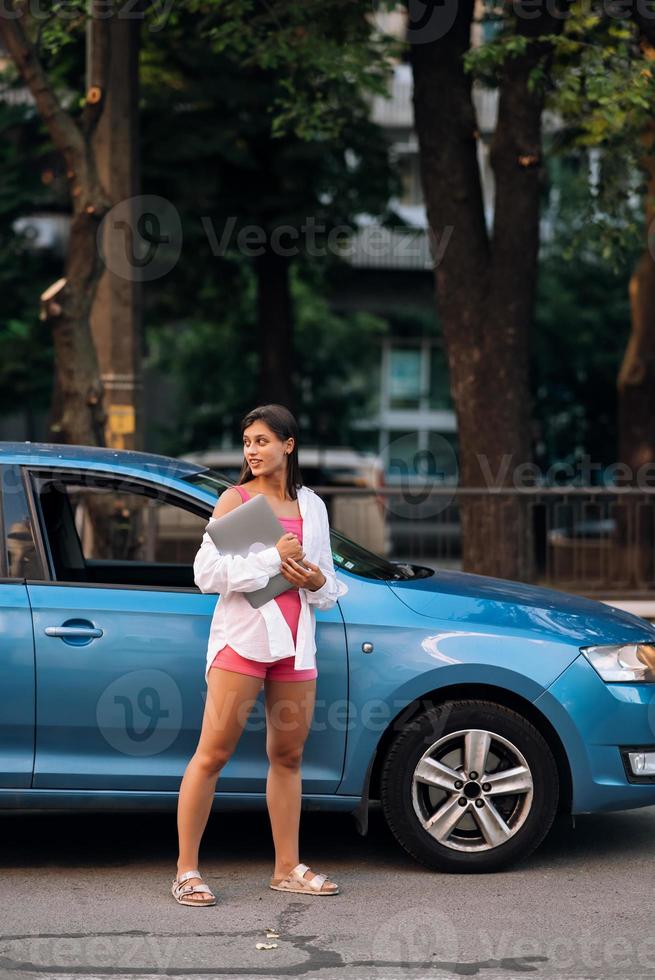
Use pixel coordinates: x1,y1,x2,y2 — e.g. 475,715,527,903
181,446,389,556
3,442,655,873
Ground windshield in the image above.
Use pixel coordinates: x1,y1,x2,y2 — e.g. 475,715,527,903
184,468,236,495
183,468,423,582
329,528,428,581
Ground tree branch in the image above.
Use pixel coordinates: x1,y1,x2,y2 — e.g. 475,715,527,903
0,2,85,175
0,0,112,214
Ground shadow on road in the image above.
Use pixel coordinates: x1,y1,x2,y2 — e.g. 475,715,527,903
0,803,653,875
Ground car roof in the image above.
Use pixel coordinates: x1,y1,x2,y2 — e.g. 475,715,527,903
0,441,203,481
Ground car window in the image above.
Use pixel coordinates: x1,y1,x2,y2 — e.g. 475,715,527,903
30,473,208,588
1,465,43,579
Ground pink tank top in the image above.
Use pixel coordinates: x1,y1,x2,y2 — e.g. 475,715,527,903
234,483,303,644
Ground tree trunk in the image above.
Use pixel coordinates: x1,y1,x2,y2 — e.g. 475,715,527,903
410,1,563,580
255,247,295,411
1,4,111,447
614,113,655,586
90,15,143,452
44,208,109,446
619,120,655,473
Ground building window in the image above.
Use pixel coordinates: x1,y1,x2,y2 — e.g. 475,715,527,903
388,347,422,409
397,154,423,206
427,430,459,481
386,429,421,478
428,346,452,410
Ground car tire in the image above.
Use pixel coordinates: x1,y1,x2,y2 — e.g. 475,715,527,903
379,699,559,873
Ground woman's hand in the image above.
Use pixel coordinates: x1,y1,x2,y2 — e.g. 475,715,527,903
279,557,326,592
275,532,304,562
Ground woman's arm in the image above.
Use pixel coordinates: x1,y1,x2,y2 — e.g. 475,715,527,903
193,487,282,594
303,498,349,610
193,529,282,594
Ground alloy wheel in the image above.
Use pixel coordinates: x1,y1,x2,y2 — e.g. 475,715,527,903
411,728,534,852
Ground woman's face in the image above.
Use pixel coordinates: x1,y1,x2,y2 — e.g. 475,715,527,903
243,421,293,476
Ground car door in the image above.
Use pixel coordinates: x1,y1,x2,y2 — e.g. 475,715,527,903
25,466,348,795
0,464,40,789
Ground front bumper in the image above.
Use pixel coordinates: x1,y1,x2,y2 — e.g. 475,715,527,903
534,654,655,813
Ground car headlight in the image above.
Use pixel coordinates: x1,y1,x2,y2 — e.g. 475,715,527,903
581,643,655,683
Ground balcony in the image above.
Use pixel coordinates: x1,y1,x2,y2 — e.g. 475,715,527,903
371,66,500,136
342,225,433,271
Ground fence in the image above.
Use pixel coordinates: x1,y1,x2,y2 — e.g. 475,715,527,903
316,485,655,599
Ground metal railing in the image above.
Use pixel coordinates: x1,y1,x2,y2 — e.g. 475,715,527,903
342,226,433,270
315,485,655,598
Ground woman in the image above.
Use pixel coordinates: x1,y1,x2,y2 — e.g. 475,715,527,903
172,404,349,906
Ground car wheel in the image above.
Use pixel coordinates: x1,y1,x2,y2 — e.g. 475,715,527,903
380,699,559,873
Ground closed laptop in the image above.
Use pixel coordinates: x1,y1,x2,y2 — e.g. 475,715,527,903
204,493,296,608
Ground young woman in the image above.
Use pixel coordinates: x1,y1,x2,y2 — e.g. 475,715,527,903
172,403,349,906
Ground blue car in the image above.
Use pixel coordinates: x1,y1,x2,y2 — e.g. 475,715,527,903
2,442,655,873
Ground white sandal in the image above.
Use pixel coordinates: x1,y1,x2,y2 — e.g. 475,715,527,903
269,862,339,895
171,869,217,906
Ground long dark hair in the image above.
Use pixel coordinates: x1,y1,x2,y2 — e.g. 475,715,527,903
237,404,303,500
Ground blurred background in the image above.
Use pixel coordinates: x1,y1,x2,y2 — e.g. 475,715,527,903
2,0,655,610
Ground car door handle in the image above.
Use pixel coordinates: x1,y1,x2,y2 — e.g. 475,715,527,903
44,626,104,638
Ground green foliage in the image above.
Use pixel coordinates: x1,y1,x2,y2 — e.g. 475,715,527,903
0,99,58,417
532,154,640,470
550,26,654,148
144,277,260,453
292,266,388,441
1,0,400,445
535,133,643,269
137,10,399,451
16,0,162,99
146,256,389,452
7,0,398,138
36,0,88,55
190,0,401,140
139,21,399,228
465,4,655,262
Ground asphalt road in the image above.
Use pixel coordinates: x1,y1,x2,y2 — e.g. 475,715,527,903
1,803,654,980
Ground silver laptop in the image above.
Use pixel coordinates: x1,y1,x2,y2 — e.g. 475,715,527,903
204,492,300,608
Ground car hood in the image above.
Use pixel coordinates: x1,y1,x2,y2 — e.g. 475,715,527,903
389,569,655,645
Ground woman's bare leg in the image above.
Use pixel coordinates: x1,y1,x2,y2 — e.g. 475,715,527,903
175,667,263,901
264,678,333,887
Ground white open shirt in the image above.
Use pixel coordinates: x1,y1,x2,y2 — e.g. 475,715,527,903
193,483,349,682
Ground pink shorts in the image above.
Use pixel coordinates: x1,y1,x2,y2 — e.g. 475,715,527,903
210,644,318,681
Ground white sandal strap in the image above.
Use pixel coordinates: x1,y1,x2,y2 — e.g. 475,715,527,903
180,884,213,896
177,870,202,884
288,863,331,891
